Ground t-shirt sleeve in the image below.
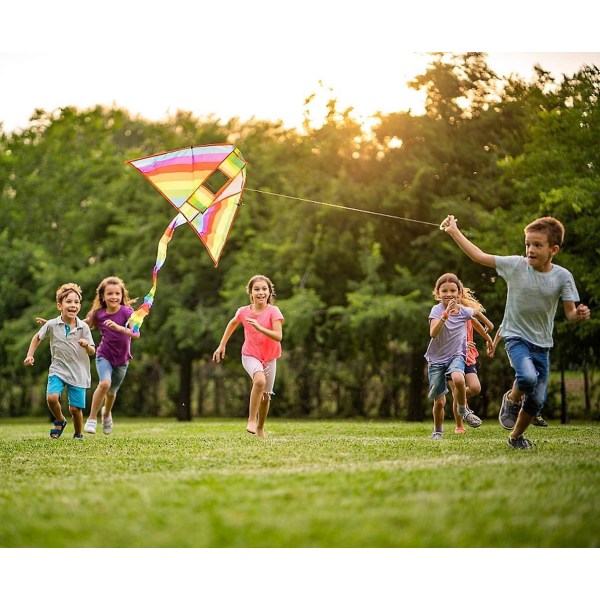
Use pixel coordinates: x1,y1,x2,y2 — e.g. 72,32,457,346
561,270,580,302
83,323,95,346
271,306,284,322
428,304,444,320
494,255,521,279
234,307,244,323
37,321,50,340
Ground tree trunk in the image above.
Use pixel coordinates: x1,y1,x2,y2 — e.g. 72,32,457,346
407,348,425,421
560,358,568,424
177,354,192,421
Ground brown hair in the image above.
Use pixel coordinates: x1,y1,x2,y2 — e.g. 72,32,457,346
432,273,463,301
246,274,276,304
86,276,135,328
525,217,564,247
56,283,83,304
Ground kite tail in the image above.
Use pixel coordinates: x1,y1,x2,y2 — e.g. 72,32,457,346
127,213,187,334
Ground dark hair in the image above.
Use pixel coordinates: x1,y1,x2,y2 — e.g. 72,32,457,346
525,217,564,247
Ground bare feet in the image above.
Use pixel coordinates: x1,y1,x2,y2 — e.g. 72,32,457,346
256,428,265,438
246,420,257,434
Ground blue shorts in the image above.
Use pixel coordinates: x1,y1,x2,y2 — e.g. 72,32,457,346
95,355,129,394
47,374,86,409
428,355,466,399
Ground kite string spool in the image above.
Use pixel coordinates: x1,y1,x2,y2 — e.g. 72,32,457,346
245,187,440,227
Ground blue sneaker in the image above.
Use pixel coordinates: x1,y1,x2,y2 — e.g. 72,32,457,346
499,391,520,430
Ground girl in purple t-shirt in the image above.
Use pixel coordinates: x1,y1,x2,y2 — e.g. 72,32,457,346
83,276,140,435
425,273,488,439
213,275,284,437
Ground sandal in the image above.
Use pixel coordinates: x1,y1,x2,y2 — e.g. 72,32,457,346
50,418,67,439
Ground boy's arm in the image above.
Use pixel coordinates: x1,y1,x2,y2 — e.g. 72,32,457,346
440,215,497,268
563,301,591,322
24,334,42,366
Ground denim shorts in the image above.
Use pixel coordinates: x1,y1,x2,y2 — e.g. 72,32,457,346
47,374,86,409
427,355,466,399
241,356,277,395
504,337,550,417
95,355,129,394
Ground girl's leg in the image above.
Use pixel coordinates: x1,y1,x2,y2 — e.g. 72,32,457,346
256,393,271,437
448,380,463,428
465,373,481,399
247,372,266,434
103,391,117,420
432,395,446,431
450,371,467,411
69,406,83,435
88,380,111,420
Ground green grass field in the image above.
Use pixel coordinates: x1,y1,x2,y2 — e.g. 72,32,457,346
1,418,599,548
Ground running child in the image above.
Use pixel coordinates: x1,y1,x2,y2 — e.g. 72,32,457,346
24,283,96,439
425,273,490,439
451,286,495,434
212,275,284,437
83,276,139,435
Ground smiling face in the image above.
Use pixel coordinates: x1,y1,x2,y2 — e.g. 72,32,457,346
525,231,558,272
58,291,81,325
102,283,124,313
250,278,271,307
437,281,461,309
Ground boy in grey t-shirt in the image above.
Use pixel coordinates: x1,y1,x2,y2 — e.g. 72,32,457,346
440,215,590,449
24,283,95,439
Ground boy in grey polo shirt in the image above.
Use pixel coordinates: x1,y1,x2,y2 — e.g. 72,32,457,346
24,283,95,439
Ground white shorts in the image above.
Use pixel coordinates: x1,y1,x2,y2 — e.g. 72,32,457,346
241,356,277,395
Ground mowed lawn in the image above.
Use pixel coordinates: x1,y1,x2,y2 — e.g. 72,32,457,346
1,418,599,548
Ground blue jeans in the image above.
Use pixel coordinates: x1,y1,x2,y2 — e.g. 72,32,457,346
427,355,466,399
504,337,550,417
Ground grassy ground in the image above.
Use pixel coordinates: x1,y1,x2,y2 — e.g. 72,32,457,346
1,418,599,548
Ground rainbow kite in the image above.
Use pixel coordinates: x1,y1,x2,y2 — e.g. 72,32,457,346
125,144,248,333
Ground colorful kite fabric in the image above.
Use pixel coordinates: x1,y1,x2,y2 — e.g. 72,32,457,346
125,144,247,333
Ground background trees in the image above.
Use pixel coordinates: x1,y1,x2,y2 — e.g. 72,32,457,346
1,54,598,420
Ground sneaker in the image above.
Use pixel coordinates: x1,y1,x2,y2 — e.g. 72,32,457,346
507,435,533,450
430,431,443,440
498,390,521,430
102,408,113,435
532,415,548,427
454,426,466,434
84,419,97,434
73,433,84,440
464,411,482,428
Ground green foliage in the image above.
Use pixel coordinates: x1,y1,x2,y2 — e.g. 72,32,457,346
1,54,598,418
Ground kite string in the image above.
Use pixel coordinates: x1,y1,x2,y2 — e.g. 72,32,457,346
245,187,440,227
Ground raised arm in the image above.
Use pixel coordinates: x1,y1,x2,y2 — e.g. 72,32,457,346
440,215,496,268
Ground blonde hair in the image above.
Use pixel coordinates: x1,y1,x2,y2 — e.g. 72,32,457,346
56,283,82,304
246,274,276,304
86,276,135,328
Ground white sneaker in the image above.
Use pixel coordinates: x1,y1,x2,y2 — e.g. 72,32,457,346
102,408,113,435
464,411,483,428
84,419,97,434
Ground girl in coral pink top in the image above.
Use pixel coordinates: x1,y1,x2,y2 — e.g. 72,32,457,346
213,275,284,437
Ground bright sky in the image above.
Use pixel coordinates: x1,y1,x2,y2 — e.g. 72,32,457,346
2,3,598,135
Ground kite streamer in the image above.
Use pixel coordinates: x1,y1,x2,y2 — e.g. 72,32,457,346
126,144,247,332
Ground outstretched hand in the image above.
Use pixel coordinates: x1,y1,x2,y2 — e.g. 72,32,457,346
35,317,47,324
439,214,458,232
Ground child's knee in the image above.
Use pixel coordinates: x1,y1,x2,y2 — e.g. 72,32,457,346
98,380,111,392
253,372,266,389
69,405,82,417
46,393,60,405
433,395,446,408
515,373,537,394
